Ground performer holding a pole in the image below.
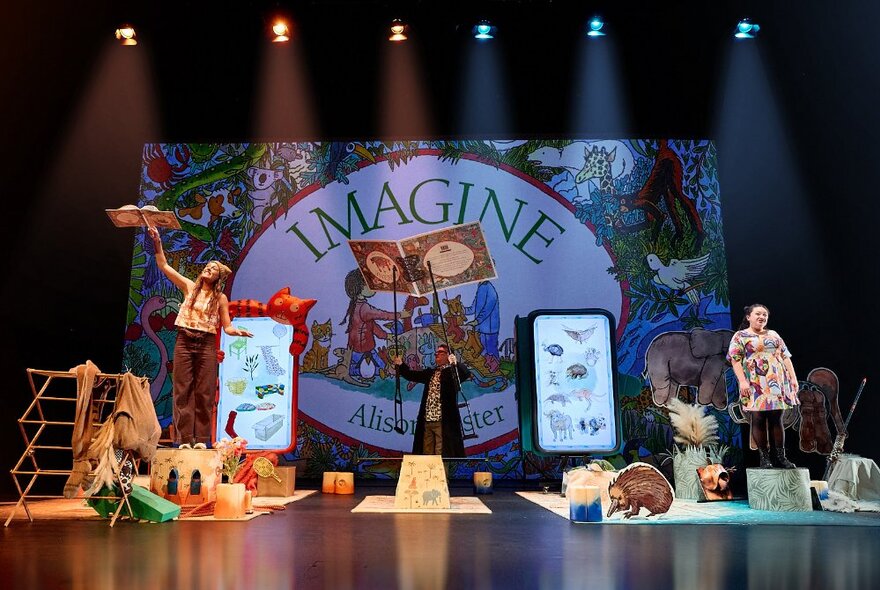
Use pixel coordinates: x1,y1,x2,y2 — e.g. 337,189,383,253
346,222,496,453
393,344,471,456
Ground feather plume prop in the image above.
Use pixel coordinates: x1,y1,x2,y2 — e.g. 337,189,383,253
83,421,120,496
667,398,719,448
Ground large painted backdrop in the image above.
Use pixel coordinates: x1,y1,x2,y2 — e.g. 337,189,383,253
124,139,738,480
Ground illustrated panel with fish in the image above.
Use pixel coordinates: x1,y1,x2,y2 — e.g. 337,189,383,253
532,310,620,454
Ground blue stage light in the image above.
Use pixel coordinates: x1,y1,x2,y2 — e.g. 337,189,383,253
474,20,494,40
734,18,760,39
587,17,606,37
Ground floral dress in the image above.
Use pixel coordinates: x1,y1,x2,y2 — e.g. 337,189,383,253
727,329,799,411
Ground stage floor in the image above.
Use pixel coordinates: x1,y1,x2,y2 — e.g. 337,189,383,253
2,485,879,589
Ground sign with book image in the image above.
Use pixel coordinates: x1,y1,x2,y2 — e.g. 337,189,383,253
348,221,497,440
347,221,497,294
216,316,295,451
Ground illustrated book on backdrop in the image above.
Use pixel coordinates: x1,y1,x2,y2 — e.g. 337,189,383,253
106,204,181,229
347,221,496,295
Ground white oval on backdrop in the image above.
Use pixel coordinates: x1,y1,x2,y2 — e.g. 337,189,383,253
231,153,623,453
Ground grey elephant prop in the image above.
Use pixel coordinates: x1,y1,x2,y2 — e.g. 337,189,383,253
644,328,733,409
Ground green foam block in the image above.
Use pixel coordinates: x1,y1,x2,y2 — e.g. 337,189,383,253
87,486,129,518
127,485,181,522
87,485,181,522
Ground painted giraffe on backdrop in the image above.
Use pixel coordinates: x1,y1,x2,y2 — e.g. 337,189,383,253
576,145,618,195
581,140,705,251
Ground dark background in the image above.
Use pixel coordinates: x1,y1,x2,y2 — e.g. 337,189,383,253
1,0,876,499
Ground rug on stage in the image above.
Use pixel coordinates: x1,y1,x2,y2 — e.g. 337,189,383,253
181,490,316,521
351,495,491,514
516,492,880,526
1,490,315,523
252,490,315,508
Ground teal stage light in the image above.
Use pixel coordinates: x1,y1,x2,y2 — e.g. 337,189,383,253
587,17,606,37
474,20,494,40
735,18,760,39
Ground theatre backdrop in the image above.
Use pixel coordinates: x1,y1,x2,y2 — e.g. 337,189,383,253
123,139,739,479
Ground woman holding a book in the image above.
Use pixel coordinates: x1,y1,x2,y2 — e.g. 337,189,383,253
148,226,252,447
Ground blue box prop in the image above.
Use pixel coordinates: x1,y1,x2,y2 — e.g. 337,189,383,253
569,485,603,523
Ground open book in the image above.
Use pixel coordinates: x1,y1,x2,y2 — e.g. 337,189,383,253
348,221,497,295
106,204,181,229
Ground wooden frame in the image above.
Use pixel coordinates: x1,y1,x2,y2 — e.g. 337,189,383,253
5,369,137,527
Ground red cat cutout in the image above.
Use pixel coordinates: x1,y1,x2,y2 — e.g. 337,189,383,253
229,287,317,357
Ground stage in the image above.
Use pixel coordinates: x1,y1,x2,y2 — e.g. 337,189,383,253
2,485,880,588
4,1,880,589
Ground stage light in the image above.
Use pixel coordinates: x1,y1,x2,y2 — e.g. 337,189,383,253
734,18,760,39
587,17,606,37
473,20,494,40
389,19,407,42
114,25,137,46
272,20,290,43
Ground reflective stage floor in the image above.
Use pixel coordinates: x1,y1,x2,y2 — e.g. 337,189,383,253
2,485,879,589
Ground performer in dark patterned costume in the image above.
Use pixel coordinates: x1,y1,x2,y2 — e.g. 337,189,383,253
394,344,471,457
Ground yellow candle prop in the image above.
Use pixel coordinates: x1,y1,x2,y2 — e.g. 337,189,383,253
335,472,355,495
214,483,247,519
322,472,338,494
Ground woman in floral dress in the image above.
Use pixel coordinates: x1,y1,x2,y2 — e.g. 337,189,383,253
727,303,799,468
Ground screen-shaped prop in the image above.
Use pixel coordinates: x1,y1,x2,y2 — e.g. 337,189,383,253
217,317,296,451
516,309,620,455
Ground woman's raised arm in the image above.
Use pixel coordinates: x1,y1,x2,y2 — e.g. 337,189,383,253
148,226,192,293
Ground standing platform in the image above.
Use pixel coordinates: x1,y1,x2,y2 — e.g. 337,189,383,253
394,454,450,509
746,467,812,512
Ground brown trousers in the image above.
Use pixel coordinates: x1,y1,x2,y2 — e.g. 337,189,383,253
173,328,217,445
423,421,443,455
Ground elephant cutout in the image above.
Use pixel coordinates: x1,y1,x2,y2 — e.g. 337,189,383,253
644,328,733,410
